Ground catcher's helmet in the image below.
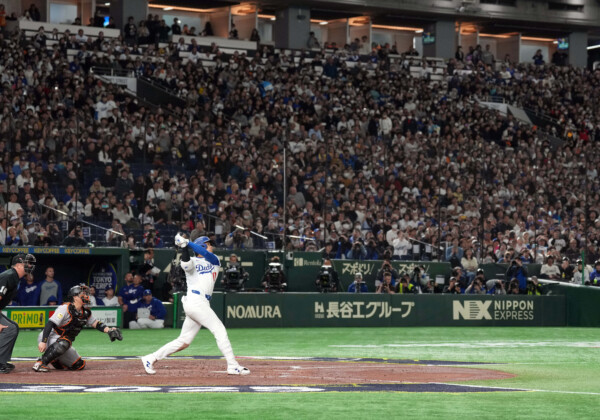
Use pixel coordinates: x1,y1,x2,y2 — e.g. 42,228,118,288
11,253,36,274
68,284,90,304
193,236,213,250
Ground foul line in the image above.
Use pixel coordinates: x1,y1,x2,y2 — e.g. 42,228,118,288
432,382,600,396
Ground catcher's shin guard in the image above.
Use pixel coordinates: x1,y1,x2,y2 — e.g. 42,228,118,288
41,339,71,365
69,357,86,371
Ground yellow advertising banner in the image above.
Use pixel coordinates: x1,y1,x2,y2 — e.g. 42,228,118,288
10,310,46,328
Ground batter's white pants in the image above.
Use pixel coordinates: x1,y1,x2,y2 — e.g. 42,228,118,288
151,294,239,368
130,318,165,329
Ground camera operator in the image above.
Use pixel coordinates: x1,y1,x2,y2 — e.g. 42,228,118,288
222,253,249,292
442,277,462,294
61,225,88,247
46,222,64,245
486,279,506,295
376,271,396,294
315,259,339,293
345,240,367,260
465,277,486,294
469,268,487,291
165,254,186,302
225,228,252,249
261,256,287,292
505,258,528,293
411,265,429,289
420,278,439,294
375,259,399,288
507,277,521,295
394,274,416,294
143,226,163,248
526,276,543,295
348,272,368,293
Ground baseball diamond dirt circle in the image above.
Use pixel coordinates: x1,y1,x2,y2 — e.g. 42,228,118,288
1,356,517,393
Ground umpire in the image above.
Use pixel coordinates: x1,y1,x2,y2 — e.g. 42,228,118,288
0,253,36,373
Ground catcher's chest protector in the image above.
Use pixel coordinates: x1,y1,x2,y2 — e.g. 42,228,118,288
55,304,91,342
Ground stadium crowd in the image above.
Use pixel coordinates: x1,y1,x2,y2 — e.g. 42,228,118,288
0,13,599,289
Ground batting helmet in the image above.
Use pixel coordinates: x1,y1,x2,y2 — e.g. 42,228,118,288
12,253,36,274
193,236,213,250
68,284,90,304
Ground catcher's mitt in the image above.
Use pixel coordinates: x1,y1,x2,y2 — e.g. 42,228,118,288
108,328,123,342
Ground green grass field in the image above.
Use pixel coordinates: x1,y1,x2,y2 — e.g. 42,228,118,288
3,327,600,419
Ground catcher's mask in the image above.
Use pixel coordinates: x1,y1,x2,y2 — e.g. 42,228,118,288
11,253,36,274
68,284,90,304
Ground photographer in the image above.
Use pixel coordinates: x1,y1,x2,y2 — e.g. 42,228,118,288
345,240,367,260
442,277,461,294
465,277,486,294
143,225,163,248
222,253,249,292
165,255,186,302
348,272,368,293
394,274,415,294
411,265,429,290
375,259,399,288
315,259,339,293
224,228,252,249
62,225,88,247
507,277,521,295
486,279,506,295
261,256,287,292
526,276,543,295
377,271,396,294
505,258,528,293
46,222,64,245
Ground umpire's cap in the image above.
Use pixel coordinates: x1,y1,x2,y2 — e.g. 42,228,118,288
193,236,215,250
12,253,36,274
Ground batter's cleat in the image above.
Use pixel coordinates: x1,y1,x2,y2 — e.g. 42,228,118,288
141,355,156,375
32,361,49,372
0,363,15,374
227,365,250,375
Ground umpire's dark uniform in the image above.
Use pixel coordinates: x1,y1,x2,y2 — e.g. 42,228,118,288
0,254,33,373
0,267,20,373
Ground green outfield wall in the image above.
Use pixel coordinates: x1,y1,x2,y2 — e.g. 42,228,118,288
3,247,598,327
175,293,565,328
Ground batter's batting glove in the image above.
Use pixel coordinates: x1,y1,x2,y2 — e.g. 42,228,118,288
174,233,189,248
108,328,123,342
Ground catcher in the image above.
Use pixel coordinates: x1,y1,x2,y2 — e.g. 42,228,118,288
32,284,122,372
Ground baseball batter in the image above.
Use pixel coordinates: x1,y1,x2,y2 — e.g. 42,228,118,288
142,235,249,375
33,284,122,372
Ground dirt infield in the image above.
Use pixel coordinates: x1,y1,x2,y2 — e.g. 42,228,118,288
6,357,513,387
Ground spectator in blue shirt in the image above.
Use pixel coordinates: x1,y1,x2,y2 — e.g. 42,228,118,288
17,274,41,306
119,273,145,328
348,272,368,293
129,289,166,329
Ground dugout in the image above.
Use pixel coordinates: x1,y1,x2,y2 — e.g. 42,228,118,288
0,246,130,302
